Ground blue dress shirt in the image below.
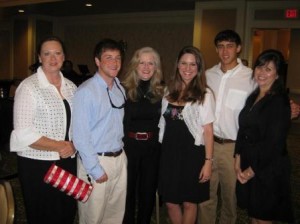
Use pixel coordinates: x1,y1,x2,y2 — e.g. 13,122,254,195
72,73,125,180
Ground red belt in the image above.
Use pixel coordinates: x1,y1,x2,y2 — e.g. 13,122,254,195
214,135,236,144
128,132,153,140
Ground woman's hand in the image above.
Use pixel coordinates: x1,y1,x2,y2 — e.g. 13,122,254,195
235,154,247,184
199,160,212,183
30,137,76,158
57,141,76,158
236,170,247,184
235,160,255,184
241,167,255,183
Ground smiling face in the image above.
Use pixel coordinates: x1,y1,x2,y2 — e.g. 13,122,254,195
216,40,241,71
39,40,65,75
254,61,278,92
95,49,122,84
136,52,156,81
178,53,198,85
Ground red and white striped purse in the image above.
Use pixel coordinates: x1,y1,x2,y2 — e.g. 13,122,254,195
44,163,93,203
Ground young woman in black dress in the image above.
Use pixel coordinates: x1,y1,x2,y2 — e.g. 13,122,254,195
122,47,164,224
158,46,215,224
234,49,294,223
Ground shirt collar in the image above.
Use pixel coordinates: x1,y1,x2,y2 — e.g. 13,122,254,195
217,58,243,75
94,72,107,88
37,66,66,89
94,72,120,89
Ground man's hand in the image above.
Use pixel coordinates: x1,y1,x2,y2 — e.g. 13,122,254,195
290,100,300,119
96,173,108,184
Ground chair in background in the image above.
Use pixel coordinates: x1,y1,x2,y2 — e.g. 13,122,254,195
0,180,15,224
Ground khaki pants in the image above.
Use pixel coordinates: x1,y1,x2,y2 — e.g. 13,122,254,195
77,152,127,224
198,142,237,224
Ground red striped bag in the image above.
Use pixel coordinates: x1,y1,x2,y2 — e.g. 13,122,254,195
44,163,93,203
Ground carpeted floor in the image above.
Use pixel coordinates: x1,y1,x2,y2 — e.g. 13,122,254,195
1,122,299,224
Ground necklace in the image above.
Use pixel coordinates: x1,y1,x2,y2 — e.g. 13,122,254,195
138,86,150,98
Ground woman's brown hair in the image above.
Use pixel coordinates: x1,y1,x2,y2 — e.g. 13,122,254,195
167,46,208,104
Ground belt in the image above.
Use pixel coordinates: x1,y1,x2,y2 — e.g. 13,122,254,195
128,131,154,140
214,135,236,144
97,149,123,157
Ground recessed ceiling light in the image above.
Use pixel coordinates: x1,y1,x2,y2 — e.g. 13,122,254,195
85,3,92,7
18,9,25,13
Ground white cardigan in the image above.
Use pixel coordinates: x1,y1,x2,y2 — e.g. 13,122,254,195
10,67,77,160
158,88,215,146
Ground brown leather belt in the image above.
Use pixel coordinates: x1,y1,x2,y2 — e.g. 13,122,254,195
214,135,236,144
97,149,123,157
128,132,153,140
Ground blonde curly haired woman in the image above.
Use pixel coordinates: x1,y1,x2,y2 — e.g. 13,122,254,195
122,47,164,224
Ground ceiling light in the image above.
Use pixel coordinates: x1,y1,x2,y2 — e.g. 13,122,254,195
18,9,25,13
85,3,92,7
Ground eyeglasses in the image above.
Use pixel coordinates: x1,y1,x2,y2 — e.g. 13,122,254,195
106,80,126,109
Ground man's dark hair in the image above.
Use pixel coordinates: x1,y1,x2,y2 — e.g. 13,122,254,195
93,38,123,59
214,29,242,46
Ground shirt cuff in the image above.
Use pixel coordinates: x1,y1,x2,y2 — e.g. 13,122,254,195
90,163,104,181
10,128,42,152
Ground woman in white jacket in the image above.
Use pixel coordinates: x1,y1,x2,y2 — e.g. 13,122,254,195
10,36,77,224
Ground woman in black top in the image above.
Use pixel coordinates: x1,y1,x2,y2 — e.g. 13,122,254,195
234,49,294,223
122,47,164,224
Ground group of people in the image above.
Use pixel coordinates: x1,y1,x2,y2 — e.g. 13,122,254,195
10,29,299,224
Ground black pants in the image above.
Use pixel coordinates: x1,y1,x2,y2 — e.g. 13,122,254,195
17,156,77,224
123,138,161,224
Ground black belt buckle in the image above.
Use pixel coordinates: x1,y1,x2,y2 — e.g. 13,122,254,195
111,150,122,157
214,136,224,144
214,135,235,144
98,149,122,157
135,132,149,140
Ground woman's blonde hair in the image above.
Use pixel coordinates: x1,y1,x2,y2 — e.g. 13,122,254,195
122,47,164,102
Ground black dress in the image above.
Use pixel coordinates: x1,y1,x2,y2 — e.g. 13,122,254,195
235,92,294,222
158,103,209,204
